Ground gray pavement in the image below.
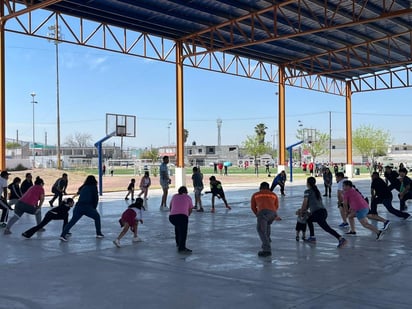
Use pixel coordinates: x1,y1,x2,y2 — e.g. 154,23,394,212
1,177,412,309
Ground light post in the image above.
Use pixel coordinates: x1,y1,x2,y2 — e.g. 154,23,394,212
30,92,38,159
329,111,332,165
298,120,303,163
167,122,172,145
48,24,62,169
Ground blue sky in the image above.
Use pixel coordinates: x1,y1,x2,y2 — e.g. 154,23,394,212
5,31,412,150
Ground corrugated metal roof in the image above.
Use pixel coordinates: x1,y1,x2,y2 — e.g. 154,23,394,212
38,0,412,80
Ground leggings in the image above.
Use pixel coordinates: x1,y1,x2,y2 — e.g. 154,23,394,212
307,208,341,240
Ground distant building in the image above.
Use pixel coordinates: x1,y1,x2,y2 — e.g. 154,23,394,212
159,144,240,166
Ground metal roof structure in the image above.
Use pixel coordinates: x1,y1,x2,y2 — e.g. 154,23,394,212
1,0,412,173
4,0,412,94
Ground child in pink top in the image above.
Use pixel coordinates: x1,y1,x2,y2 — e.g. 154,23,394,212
113,198,145,247
137,171,151,200
169,186,193,253
343,180,384,240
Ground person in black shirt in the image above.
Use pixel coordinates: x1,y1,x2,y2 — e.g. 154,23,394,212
22,198,75,238
384,165,401,192
49,173,68,207
20,173,33,194
399,168,412,211
369,172,410,224
7,177,22,207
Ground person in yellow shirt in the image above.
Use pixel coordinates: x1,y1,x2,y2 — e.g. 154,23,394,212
251,182,281,257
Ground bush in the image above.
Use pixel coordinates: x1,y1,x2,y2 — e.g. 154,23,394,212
10,164,28,171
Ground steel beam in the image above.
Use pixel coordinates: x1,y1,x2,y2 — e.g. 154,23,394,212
0,0,5,170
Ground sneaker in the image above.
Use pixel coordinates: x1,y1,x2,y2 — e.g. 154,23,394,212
96,234,105,239
197,208,204,212
211,208,215,213
305,236,316,243
113,239,121,247
178,248,193,253
132,236,142,242
21,232,30,239
0,222,6,228
338,222,349,228
193,206,198,210
301,236,306,241
383,220,391,230
295,235,300,241
226,205,231,210
59,236,68,242
376,230,384,240
337,237,347,248
345,231,357,235
125,197,129,200
4,228,11,235
257,251,272,257
160,205,169,212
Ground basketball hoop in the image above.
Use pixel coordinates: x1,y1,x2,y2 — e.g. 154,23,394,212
116,125,126,137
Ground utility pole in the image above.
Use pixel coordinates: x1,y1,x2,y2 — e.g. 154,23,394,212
48,24,62,169
329,111,332,164
217,118,222,146
30,92,38,159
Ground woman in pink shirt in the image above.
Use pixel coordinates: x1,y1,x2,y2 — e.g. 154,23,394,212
4,176,45,235
343,180,384,240
169,186,193,253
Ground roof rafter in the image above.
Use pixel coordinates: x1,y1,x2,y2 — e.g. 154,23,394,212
285,30,412,78
181,0,412,58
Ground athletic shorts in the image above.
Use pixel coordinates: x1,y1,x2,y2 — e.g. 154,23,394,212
356,208,369,220
160,181,169,190
194,186,203,197
120,208,137,227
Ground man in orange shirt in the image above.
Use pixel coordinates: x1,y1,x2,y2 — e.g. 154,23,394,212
251,182,281,257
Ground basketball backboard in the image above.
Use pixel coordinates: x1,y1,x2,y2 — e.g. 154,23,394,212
106,113,136,137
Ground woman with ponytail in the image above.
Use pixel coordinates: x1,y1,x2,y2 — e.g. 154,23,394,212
4,176,45,235
300,177,347,248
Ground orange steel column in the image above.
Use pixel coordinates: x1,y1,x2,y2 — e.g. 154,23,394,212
0,2,5,170
278,66,286,170
175,41,184,168
345,81,353,165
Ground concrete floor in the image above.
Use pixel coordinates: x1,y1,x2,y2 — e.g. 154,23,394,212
1,177,412,309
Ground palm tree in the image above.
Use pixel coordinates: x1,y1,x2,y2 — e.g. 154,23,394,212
254,123,267,145
184,129,189,144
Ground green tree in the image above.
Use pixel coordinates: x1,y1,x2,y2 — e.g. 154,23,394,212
184,129,189,144
254,123,268,144
140,148,159,163
296,128,329,163
6,142,20,149
243,135,271,164
353,125,390,166
309,132,329,162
